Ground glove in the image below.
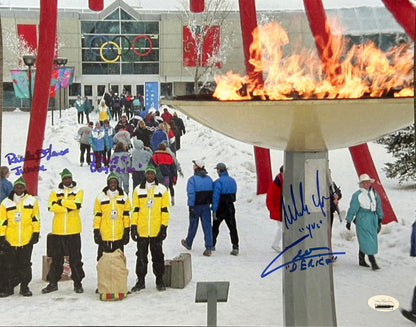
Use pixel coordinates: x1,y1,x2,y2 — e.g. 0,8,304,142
179,170,184,178
346,222,351,230
93,229,102,245
212,211,217,221
157,225,167,240
377,219,382,234
189,206,196,219
0,236,11,251
30,232,39,245
173,176,177,185
131,225,139,242
123,228,130,245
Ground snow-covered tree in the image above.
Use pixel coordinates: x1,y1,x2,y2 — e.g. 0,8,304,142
178,0,234,94
377,124,416,183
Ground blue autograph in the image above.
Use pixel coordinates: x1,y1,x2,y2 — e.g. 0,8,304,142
261,234,346,278
5,144,69,165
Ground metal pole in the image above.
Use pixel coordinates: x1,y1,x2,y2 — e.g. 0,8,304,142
28,67,32,110
206,284,217,327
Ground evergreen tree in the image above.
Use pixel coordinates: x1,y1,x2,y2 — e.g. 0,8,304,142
377,124,415,183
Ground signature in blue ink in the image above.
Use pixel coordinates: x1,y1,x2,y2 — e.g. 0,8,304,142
261,233,346,278
10,164,47,176
283,170,331,230
298,220,323,239
5,144,69,165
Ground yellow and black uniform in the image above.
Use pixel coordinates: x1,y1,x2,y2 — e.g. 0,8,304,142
93,185,131,260
130,166,169,291
0,178,40,297
45,169,85,293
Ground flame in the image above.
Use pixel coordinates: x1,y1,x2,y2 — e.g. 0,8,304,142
213,22,413,100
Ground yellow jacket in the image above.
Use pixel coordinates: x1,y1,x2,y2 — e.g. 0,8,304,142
131,181,169,237
0,192,40,246
48,182,83,235
93,187,131,241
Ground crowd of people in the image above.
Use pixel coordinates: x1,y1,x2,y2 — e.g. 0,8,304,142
0,100,389,301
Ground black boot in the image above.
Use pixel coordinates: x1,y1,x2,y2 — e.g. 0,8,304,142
19,283,32,297
0,287,13,297
74,282,84,294
156,277,166,291
131,279,145,292
42,282,58,294
368,255,380,270
359,251,370,267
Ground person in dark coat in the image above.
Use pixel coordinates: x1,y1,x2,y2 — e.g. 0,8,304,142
171,112,186,151
133,119,152,148
148,142,177,189
211,163,239,256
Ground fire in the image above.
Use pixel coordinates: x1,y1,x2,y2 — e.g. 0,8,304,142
213,22,413,100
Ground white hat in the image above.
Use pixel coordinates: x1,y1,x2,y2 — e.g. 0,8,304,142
358,173,375,184
155,116,164,123
193,159,205,169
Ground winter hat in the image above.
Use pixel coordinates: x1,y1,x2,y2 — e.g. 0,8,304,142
13,176,26,187
358,173,375,184
60,168,72,180
145,165,157,175
193,159,205,169
214,162,227,171
107,172,119,184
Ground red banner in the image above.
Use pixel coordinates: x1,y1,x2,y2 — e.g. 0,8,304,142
183,25,220,67
17,24,37,52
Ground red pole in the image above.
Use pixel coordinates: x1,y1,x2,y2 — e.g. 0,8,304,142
238,0,272,194
190,0,204,13
381,0,415,39
89,0,104,11
22,0,57,195
303,0,398,224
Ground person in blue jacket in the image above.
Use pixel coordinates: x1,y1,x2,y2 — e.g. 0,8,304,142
345,173,383,270
211,162,239,256
181,159,213,256
0,167,13,203
89,122,108,169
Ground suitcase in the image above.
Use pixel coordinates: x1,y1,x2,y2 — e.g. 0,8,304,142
42,255,72,281
170,253,192,289
162,259,172,287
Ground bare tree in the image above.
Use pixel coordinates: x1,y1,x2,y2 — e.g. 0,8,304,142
178,0,233,94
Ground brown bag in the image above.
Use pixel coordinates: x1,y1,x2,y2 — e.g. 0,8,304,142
96,249,129,301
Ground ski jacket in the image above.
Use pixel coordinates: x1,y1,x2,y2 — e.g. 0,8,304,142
212,171,237,215
99,106,111,122
84,99,93,114
266,173,283,221
0,191,40,246
0,177,13,203
109,150,131,174
48,182,83,235
93,186,131,242
149,150,177,180
187,169,213,207
78,125,92,145
113,130,132,149
150,129,169,151
103,126,115,149
131,138,152,172
74,99,84,113
131,181,169,237
89,127,107,151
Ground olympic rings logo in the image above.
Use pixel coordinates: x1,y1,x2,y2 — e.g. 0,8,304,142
88,34,154,63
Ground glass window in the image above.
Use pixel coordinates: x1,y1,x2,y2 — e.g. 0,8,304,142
84,85,92,96
111,85,119,94
120,9,135,21
104,9,119,21
161,83,172,97
123,85,132,95
136,85,144,96
121,22,145,34
97,85,106,96
69,83,81,96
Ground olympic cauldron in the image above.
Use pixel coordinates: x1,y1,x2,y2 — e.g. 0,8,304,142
161,96,412,152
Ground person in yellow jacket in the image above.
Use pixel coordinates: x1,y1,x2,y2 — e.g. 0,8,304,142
0,177,40,297
130,165,169,292
98,100,112,125
42,168,85,294
93,172,131,261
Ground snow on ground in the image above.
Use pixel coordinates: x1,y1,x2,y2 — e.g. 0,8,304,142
1,107,416,326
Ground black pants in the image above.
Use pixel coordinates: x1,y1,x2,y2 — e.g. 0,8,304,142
135,237,164,281
0,244,33,292
132,171,145,190
47,234,85,285
212,211,239,249
96,240,124,261
77,111,84,124
80,143,91,165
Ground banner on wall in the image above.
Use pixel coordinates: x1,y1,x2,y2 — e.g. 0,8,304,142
183,25,220,67
144,81,159,112
11,67,75,99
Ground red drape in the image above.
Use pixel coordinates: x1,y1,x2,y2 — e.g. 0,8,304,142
303,0,398,223
238,0,272,195
89,0,103,11
190,0,204,13
22,0,57,195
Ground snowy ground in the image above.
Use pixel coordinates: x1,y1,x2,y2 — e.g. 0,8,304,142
1,107,415,326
